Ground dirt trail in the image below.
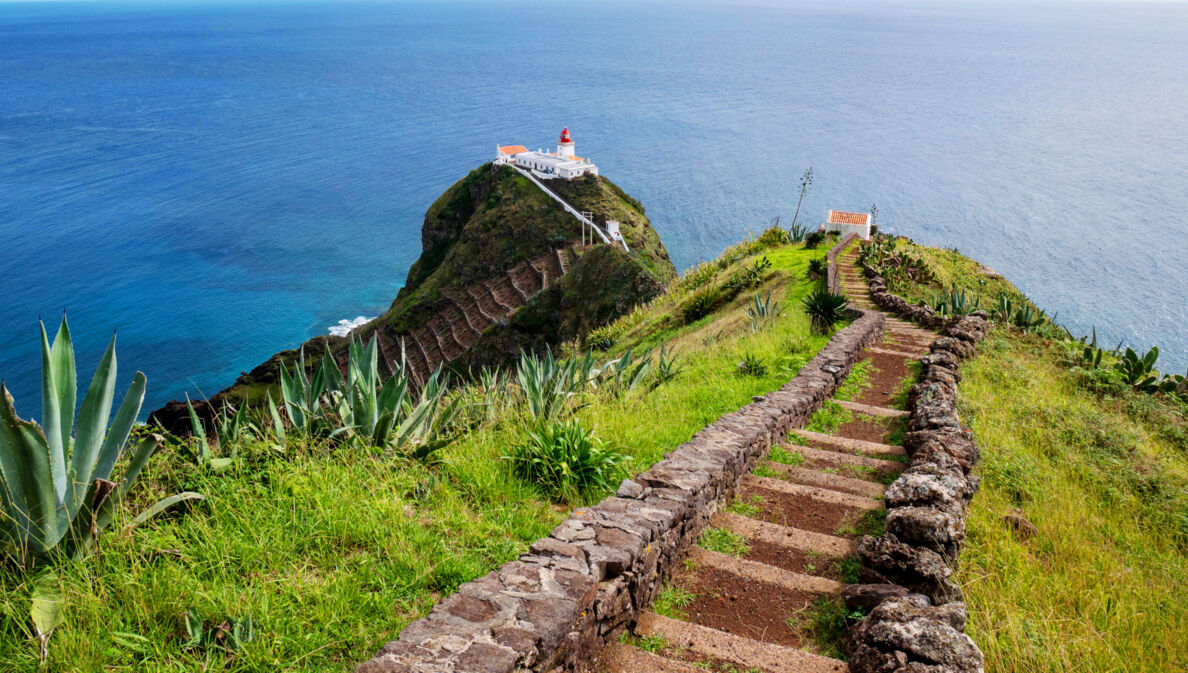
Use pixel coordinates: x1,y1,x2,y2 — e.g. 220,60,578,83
601,243,936,673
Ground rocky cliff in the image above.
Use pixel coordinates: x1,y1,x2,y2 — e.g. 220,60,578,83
151,163,675,431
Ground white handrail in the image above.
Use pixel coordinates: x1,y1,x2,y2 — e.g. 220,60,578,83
510,165,629,252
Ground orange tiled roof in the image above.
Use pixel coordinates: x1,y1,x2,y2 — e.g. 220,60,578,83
828,210,869,225
498,145,529,155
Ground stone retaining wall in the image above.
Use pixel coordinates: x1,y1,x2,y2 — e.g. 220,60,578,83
354,235,885,673
842,259,990,673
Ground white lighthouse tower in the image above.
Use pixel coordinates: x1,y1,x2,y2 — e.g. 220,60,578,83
556,127,575,159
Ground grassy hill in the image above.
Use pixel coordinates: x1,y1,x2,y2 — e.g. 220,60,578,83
0,228,830,671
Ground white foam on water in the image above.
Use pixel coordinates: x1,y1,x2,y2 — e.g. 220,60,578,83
329,316,372,337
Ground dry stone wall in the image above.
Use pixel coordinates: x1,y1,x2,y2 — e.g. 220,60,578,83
354,235,885,673
843,263,990,673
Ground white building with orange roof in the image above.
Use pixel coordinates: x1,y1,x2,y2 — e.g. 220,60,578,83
494,128,599,179
822,209,873,239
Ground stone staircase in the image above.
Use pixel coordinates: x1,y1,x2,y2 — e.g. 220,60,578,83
396,248,577,381
599,244,940,673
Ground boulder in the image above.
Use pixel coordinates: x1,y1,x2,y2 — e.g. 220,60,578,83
843,583,915,613
858,534,962,604
884,507,966,560
847,595,983,673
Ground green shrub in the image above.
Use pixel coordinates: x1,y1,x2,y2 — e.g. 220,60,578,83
807,258,827,281
681,288,721,324
736,353,768,377
756,225,791,249
804,231,825,249
723,256,772,295
504,419,625,501
802,290,849,333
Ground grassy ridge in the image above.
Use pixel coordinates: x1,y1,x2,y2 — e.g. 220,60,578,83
0,236,832,671
958,333,1188,672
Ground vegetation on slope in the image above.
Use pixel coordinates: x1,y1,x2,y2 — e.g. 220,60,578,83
851,235,1188,672
0,229,836,672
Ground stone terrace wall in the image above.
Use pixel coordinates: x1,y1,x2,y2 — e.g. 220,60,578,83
354,236,885,673
842,260,990,673
826,233,858,295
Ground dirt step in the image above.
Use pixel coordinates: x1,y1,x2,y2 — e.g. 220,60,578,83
764,462,888,499
599,643,701,673
790,429,907,458
713,512,855,558
687,547,842,595
788,441,904,475
742,475,883,512
636,613,848,673
836,400,908,418
868,345,928,359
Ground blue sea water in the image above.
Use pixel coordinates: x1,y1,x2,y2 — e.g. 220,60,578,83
1,0,1186,415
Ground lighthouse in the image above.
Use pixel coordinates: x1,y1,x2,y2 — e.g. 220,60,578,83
557,127,575,159
494,127,597,179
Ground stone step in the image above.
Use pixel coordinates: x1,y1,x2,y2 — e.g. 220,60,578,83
836,400,908,418
687,547,843,595
713,512,855,558
636,613,848,673
599,643,701,673
763,462,888,499
868,345,927,359
787,445,905,474
790,429,908,458
742,474,883,512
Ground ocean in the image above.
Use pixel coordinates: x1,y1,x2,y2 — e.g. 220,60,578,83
1,0,1186,415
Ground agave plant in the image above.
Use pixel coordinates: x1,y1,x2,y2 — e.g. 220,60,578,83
515,350,596,421
992,293,1015,324
1011,305,1047,333
745,291,783,333
0,317,160,566
801,289,849,334
594,347,652,397
275,336,458,458
1078,327,1105,369
932,288,981,317
652,345,683,388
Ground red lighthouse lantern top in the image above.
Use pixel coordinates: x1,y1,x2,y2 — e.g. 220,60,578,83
559,127,573,144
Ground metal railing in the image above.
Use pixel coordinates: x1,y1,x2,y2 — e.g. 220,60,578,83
510,165,629,252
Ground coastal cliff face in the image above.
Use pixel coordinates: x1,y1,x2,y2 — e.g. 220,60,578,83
151,164,675,431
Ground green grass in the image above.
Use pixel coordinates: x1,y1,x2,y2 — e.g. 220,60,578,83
835,358,876,402
830,555,862,584
653,584,697,620
957,331,1188,673
751,464,781,479
0,239,835,671
768,446,805,466
726,495,764,518
834,508,886,538
805,400,853,434
788,595,864,660
618,631,669,653
699,528,750,557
